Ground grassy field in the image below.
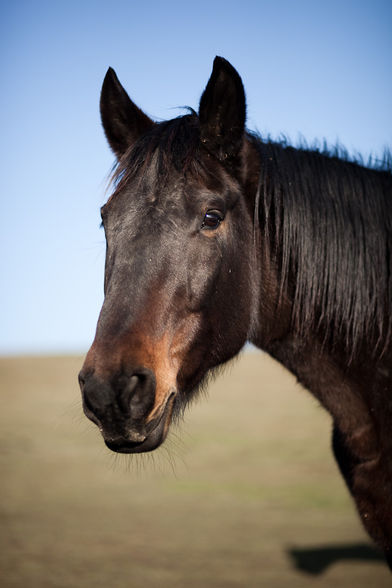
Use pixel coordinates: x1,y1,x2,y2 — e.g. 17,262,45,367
0,352,390,587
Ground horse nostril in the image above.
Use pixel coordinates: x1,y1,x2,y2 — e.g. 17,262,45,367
80,374,112,420
118,370,156,419
79,368,156,427
118,375,139,413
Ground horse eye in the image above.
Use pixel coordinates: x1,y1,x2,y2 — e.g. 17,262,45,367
202,210,223,230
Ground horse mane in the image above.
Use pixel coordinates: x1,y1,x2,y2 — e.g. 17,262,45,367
254,134,392,358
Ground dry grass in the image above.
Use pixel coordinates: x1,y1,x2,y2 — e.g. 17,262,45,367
0,352,389,587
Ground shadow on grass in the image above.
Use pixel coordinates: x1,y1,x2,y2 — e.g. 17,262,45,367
287,543,386,574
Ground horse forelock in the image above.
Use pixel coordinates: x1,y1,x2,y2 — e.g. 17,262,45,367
110,113,208,195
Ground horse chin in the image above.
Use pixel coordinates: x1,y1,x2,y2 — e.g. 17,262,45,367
103,391,176,454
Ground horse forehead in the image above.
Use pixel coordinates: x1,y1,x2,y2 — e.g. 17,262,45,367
109,182,210,233
106,196,190,260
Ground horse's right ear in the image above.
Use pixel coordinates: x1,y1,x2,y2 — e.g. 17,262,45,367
100,68,154,159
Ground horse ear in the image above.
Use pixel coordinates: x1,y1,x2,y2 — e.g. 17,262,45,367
199,57,246,162
100,68,154,159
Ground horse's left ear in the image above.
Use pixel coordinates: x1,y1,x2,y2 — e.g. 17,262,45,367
100,67,154,159
199,57,246,162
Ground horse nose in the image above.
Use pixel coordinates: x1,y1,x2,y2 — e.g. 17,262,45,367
78,368,156,424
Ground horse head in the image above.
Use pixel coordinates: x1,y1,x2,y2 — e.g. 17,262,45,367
79,58,260,452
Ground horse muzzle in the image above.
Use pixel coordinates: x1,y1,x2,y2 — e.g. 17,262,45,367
78,367,176,453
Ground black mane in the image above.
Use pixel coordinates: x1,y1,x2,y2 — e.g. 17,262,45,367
255,136,392,357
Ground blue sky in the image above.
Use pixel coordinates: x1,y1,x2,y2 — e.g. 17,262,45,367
1,0,391,354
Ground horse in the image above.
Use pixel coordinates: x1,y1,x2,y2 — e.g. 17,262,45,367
79,57,392,567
